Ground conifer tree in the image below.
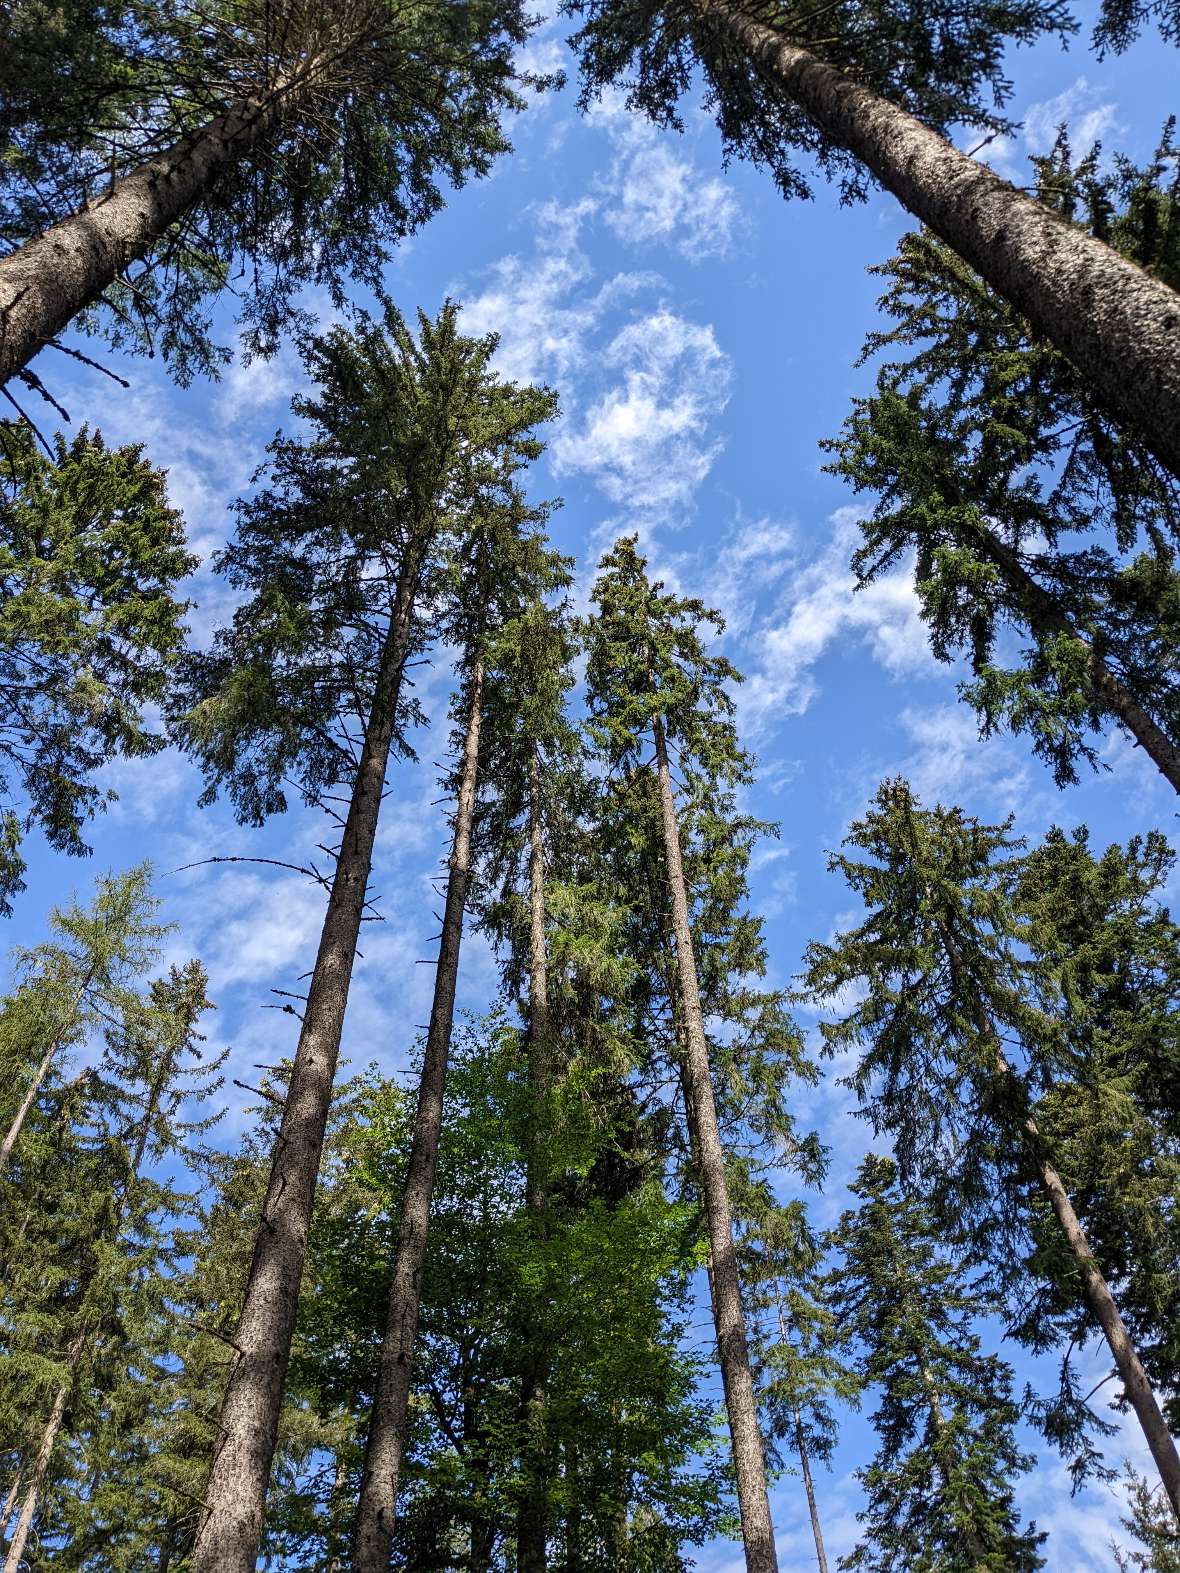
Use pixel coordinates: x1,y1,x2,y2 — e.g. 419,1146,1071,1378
804,780,1180,1519
0,425,195,912
0,0,540,390
1115,1467,1180,1572
564,0,1180,477
824,123,1180,791
828,1154,1045,1572
582,534,807,1573
353,461,563,1572
174,303,554,1573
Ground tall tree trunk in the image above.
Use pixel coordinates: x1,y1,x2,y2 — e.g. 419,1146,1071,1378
651,711,779,1573
2,1330,85,1573
0,1475,20,1539
0,51,337,387
190,573,422,1573
967,521,1180,791
771,1294,829,1573
939,921,1180,1522
0,973,95,1173
352,656,486,1573
687,0,1180,480
518,748,551,1573
916,1349,989,1567
326,1431,351,1573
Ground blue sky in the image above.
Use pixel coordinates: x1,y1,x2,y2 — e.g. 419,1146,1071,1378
12,4,1180,1565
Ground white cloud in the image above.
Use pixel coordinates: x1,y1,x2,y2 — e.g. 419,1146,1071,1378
1023,76,1122,156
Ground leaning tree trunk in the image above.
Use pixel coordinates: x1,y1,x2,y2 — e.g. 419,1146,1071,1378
0,1475,20,1540
0,50,335,387
189,573,422,1573
968,521,1180,792
687,0,1180,480
352,655,486,1573
940,923,1180,1523
2,1329,86,1573
518,747,552,1573
651,711,779,1573
0,972,95,1173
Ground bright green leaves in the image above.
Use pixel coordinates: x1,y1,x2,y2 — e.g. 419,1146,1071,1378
0,426,194,912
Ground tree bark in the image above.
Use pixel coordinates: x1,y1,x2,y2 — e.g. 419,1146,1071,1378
0,52,334,387
651,710,779,1573
687,0,1180,480
2,1330,85,1573
939,922,1180,1523
189,572,421,1573
0,1045,57,1174
771,1294,829,1573
352,655,486,1573
518,748,551,1573
0,1475,20,1540
967,522,1180,792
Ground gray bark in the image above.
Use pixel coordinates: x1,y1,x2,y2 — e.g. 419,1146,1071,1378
3,1331,85,1573
794,1412,829,1573
352,656,486,1573
0,53,332,387
651,711,779,1573
690,0,1180,479
189,572,420,1573
0,1475,20,1540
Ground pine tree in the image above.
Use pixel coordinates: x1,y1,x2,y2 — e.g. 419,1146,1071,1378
804,780,1180,1518
353,454,563,1571
564,0,1180,478
823,122,1180,791
582,534,814,1573
174,302,555,1573
828,1154,1045,1572
1115,1467,1180,1572
0,425,195,913
0,0,540,391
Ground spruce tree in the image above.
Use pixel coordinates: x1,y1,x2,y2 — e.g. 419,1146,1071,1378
0,425,195,913
828,1154,1045,1572
804,780,1180,1519
564,0,1180,477
174,303,555,1573
0,0,539,390
1115,1467,1180,1572
823,123,1180,791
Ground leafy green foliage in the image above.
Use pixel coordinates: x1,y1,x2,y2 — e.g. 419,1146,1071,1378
823,123,1180,785
0,425,194,911
565,0,1071,205
828,1154,1045,1572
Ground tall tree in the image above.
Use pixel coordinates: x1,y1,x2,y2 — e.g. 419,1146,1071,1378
0,0,540,391
564,0,1180,477
583,534,799,1573
823,122,1180,791
0,425,194,913
174,303,554,1573
803,780,1180,1519
828,1154,1045,1572
352,455,563,1572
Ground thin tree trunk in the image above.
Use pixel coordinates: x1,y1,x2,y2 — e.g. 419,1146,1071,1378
651,710,779,1573
0,1475,20,1540
915,1350,989,1567
326,1430,351,1573
190,573,421,1573
0,51,337,387
352,655,486,1573
771,1293,829,1573
969,522,1180,791
2,1330,85,1573
518,748,551,1573
940,922,1180,1522
0,1046,56,1173
687,0,1180,479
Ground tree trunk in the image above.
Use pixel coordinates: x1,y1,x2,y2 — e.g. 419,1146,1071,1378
0,1045,57,1174
968,522,1180,792
326,1432,351,1573
940,922,1180,1522
518,748,551,1573
687,0,1180,480
352,655,486,1573
651,710,779,1573
771,1293,829,1573
189,574,421,1573
915,1350,989,1567
2,1330,85,1573
0,52,335,387
0,1475,20,1540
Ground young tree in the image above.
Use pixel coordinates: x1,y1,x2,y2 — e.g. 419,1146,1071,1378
583,534,804,1573
174,303,554,1573
823,123,1180,792
0,425,195,913
0,863,166,1169
352,463,563,1572
828,1154,1045,1572
1115,1467,1180,1572
564,0,1180,478
804,781,1180,1519
0,0,541,391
